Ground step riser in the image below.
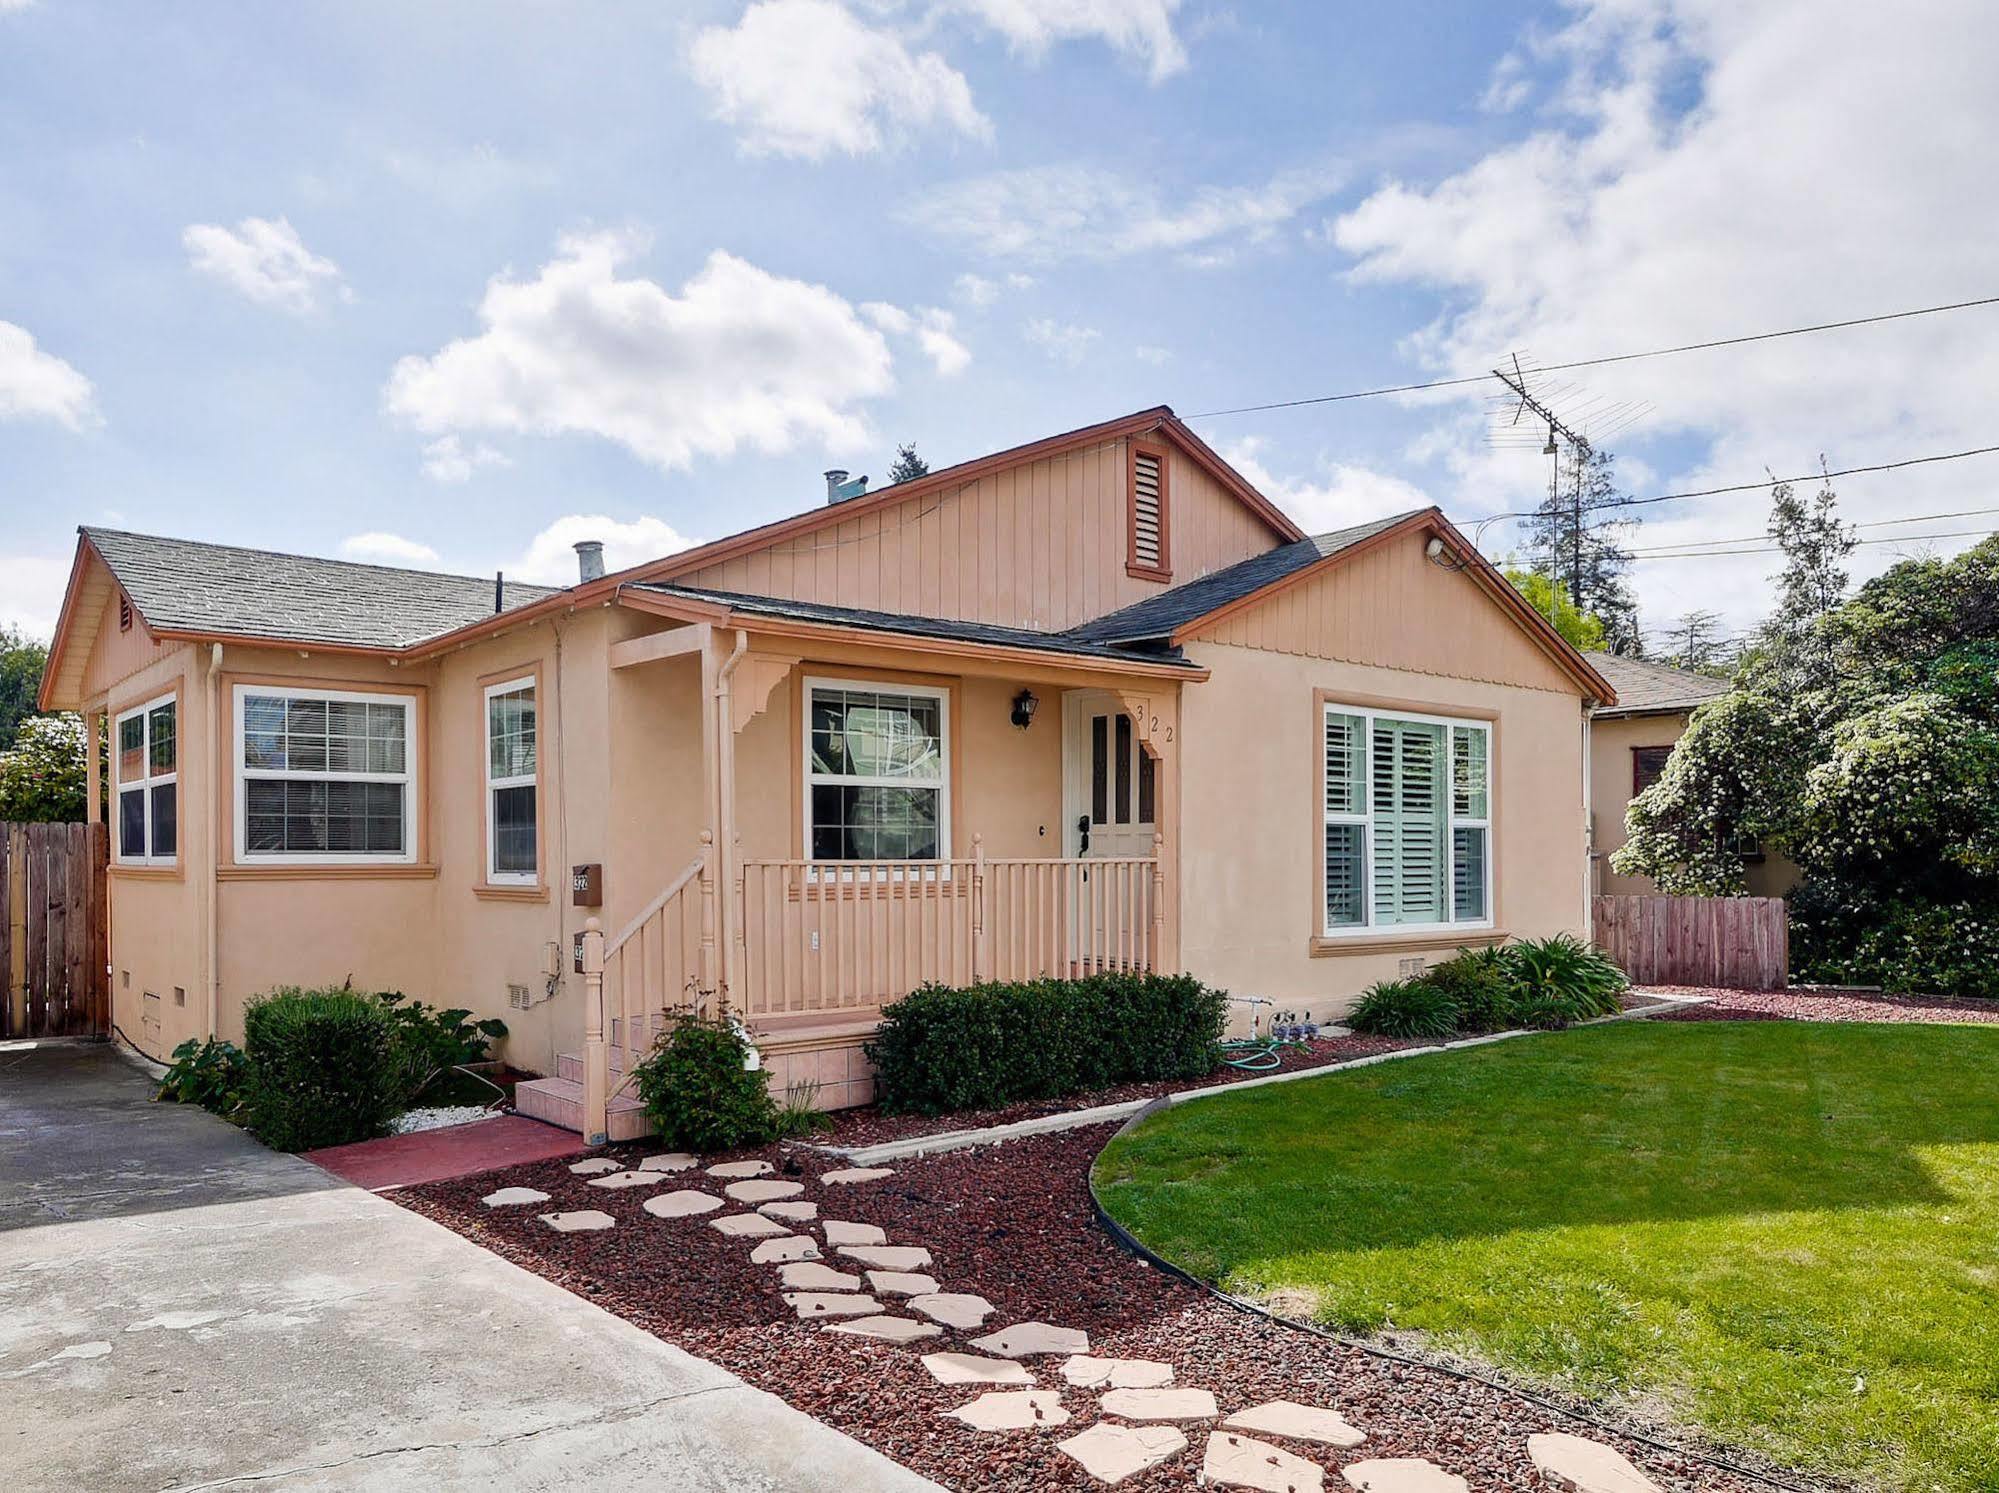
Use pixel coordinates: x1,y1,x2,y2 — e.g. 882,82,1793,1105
514,1076,653,1141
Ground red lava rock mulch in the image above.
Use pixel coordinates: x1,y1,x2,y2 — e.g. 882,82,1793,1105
1650,984,1999,1026
304,1113,586,1190
399,1125,1777,1492
817,1034,1421,1149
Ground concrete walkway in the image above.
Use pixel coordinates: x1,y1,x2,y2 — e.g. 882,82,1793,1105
0,1041,941,1493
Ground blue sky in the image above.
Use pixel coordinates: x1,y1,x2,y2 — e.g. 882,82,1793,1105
5,0,1997,644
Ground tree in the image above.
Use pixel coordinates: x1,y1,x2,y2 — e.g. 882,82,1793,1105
1757,463,1855,693
0,714,87,823
1524,443,1641,654
1661,610,1730,676
1505,568,1606,651
887,443,930,484
0,625,48,749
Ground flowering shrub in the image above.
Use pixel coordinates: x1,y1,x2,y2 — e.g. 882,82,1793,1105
0,713,87,822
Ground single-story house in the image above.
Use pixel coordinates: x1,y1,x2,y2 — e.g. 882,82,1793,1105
40,406,1616,1138
1584,651,1798,897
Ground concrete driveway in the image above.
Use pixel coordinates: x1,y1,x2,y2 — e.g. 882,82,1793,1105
0,1041,942,1493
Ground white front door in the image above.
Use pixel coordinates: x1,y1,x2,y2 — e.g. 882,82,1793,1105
1062,691,1156,966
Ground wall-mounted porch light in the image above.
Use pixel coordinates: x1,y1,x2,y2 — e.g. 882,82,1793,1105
1010,689,1039,729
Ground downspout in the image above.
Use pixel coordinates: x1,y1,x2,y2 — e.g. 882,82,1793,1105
713,628,748,1008
549,616,570,1015
205,641,223,1039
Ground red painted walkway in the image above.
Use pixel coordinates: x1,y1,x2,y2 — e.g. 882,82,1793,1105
305,1114,589,1191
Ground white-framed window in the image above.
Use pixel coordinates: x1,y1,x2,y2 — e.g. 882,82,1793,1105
804,677,949,862
114,693,177,866
235,684,415,864
1322,702,1491,936
484,675,537,885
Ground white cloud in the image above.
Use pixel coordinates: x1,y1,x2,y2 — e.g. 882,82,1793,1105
952,270,1035,307
420,435,512,483
1223,437,1434,535
340,532,442,567
1325,0,1999,634
0,552,69,640
904,161,1344,264
0,321,97,430
861,302,971,376
182,216,348,313
383,232,897,471
689,0,989,160
1134,344,1172,365
513,514,702,586
948,0,1187,82
1023,317,1099,364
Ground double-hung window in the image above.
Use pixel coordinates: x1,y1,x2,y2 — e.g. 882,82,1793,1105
805,679,948,862
236,685,414,864
1322,702,1491,935
114,694,177,866
484,676,538,884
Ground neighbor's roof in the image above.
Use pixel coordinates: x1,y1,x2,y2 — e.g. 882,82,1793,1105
82,528,559,650
1584,651,1731,717
1070,512,1424,644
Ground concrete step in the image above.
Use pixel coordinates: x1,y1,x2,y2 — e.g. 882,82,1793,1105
554,1049,642,1084
513,1076,651,1141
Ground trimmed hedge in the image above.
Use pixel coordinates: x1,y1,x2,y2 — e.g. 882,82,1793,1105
865,972,1227,1116
243,987,401,1151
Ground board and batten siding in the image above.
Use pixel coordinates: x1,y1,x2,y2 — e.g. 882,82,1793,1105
677,438,1281,632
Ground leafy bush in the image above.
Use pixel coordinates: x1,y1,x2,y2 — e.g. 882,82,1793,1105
1423,947,1518,1033
1791,882,1999,1001
155,1037,252,1120
866,972,1227,1116
374,991,507,1106
242,987,401,1151
1505,934,1628,1021
1346,977,1461,1040
632,1013,780,1152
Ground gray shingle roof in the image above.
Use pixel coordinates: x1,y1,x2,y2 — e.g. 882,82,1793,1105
1068,511,1425,644
85,528,559,650
1584,651,1732,716
635,583,1201,668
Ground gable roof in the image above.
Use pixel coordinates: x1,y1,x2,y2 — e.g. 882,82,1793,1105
1585,652,1730,717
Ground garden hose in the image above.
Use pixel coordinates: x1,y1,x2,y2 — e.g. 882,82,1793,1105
1218,1036,1286,1070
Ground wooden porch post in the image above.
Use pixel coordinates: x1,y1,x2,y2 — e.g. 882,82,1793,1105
84,709,101,826
580,916,608,1144
971,834,987,982
1151,833,1166,972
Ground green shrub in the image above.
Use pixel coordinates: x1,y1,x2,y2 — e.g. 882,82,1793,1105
155,1037,252,1120
1424,947,1518,1033
773,1079,835,1139
1504,934,1629,1020
243,987,401,1151
374,991,507,1105
865,972,1227,1116
1792,883,1999,1000
1346,977,1460,1040
632,1013,780,1152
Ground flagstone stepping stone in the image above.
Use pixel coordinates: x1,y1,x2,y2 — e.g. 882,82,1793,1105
1062,1355,1174,1390
481,1186,549,1207
779,1261,861,1290
1341,1459,1468,1493
642,1190,723,1219
826,1314,944,1345
945,1389,1070,1432
707,1159,774,1179
1526,1434,1662,1493
920,1351,1036,1387
640,1152,698,1171
710,1212,791,1238
750,1235,822,1264
909,1292,995,1329
726,1178,805,1204
822,1166,894,1184
538,1210,616,1232
1224,1401,1365,1450
868,1270,939,1297
1202,1430,1324,1493
970,1321,1089,1358
837,1244,932,1270
587,1169,665,1190
784,1291,882,1320
760,1200,819,1223
569,1157,623,1175
1100,1387,1218,1422
1055,1424,1186,1484
822,1219,886,1246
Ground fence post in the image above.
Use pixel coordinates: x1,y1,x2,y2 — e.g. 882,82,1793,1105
581,916,609,1146
970,834,987,983
696,830,717,1012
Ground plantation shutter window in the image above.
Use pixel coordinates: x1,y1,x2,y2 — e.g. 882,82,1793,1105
485,676,538,884
1321,702,1492,937
236,685,414,864
1127,443,1171,578
114,693,177,866
805,680,949,862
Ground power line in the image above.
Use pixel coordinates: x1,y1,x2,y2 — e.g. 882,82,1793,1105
1185,293,1999,420
1623,504,1999,556
1627,526,1999,561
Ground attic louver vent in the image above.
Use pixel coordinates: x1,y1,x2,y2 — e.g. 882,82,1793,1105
1128,445,1168,578
118,594,132,632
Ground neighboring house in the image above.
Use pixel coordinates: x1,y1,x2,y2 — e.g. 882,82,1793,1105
40,406,1615,1137
1584,651,1798,898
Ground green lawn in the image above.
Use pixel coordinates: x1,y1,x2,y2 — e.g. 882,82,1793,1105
1094,1021,1999,1492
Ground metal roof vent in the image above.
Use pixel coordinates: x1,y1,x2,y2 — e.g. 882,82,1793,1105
574,539,606,583
824,469,869,504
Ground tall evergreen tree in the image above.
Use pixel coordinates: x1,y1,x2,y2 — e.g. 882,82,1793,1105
1525,443,1642,654
1662,609,1729,675
887,442,930,484
1758,462,1856,692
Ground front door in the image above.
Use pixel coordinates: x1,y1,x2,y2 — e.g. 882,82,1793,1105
1062,691,1156,965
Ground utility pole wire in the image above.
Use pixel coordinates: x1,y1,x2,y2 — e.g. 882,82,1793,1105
1623,525,1999,561
1186,293,1999,420
1623,504,1999,556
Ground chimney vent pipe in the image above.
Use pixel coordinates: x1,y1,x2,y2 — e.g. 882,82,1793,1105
574,540,606,583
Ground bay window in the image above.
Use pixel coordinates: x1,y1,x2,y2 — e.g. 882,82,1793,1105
236,685,414,864
1322,702,1491,936
805,679,948,861
484,675,538,884
114,693,177,866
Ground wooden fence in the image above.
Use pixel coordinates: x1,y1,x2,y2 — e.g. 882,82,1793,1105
2,822,109,1039
1592,893,1787,991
